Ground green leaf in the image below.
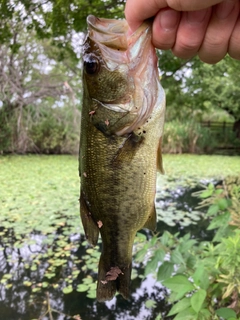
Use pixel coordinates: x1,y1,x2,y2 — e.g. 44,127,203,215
168,297,191,316
173,306,197,320
42,281,49,288
161,232,170,246
62,285,73,294
83,277,93,284
218,198,229,210
163,275,195,301
145,249,165,276
199,190,213,199
44,272,56,279
145,299,157,309
145,257,159,276
215,308,237,319
200,185,214,198
178,239,196,253
135,248,148,263
157,262,174,281
199,309,211,318
30,265,37,271
207,212,230,230
213,225,233,242
171,249,185,265
190,289,206,313
76,284,88,292
0,279,7,284
131,268,138,280
192,265,209,290
186,255,196,269
87,290,96,299
155,248,166,262
207,204,219,216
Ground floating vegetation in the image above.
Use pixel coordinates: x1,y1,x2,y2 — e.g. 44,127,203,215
0,155,239,319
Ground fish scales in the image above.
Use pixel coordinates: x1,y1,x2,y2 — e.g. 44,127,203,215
79,15,165,302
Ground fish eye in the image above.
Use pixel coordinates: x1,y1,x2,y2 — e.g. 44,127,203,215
84,55,100,75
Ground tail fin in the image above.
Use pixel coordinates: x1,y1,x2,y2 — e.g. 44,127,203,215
96,253,132,302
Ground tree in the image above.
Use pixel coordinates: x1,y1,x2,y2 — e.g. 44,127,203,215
0,0,125,58
0,20,79,152
158,50,240,130
184,56,240,131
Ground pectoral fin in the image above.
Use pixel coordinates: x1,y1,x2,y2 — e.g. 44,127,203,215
112,133,143,167
143,204,157,231
157,137,164,174
80,190,99,246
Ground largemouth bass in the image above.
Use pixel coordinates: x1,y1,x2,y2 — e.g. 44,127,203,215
79,15,165,302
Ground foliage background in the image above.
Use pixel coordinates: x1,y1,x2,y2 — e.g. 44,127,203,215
0,0,239,154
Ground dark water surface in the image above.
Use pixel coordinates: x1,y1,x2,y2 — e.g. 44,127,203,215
0,181,214,320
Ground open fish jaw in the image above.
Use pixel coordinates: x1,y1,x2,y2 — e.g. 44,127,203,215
83,16,161,136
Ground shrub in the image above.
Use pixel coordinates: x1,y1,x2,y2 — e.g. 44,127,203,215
163,120,218,154
29,116,67,154
162,120,239,154
137,176,240,319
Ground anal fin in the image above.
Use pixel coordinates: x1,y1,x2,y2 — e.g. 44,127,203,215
80,190,99,246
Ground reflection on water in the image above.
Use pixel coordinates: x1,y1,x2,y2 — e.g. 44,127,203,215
0,244,170,320
0,180,215,320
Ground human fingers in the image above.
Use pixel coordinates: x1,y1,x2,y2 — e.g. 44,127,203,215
198,0,239,63
151,9,181,50
125,0,223,32
125,0,167,32
167,0,223,11
171,9,212,59
228,11,240,60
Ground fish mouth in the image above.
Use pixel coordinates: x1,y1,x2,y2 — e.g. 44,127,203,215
85,16,162,136
86,15,152,65
87,15,129,35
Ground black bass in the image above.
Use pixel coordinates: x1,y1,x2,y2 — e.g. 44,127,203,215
79,15,165,302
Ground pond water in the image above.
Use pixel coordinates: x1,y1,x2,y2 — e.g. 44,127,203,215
0,176,215,320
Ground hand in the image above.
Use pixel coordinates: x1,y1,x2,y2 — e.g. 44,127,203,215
125,0,240,63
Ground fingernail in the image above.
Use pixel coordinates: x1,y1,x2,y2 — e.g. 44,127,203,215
215,0,236,19
159,9,180,31
187,9,208,24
